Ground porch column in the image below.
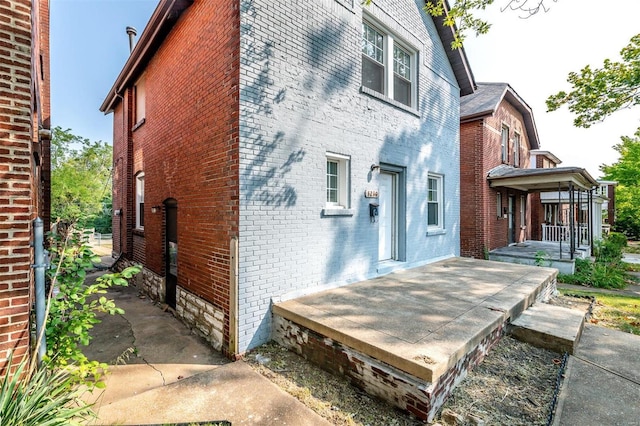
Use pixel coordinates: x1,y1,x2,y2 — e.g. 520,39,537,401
569,183,575,260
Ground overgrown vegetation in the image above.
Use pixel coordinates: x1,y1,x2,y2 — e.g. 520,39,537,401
1,225,139,425
559,290,640,336
45,227,140,387
558,233,634,289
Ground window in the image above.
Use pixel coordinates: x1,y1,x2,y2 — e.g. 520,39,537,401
513,133,520,167
501,125,509,163
427,174,443,229
520,195,526,226
136,173,145,229
497,192,502,218
362,19,415,108
135,75,146,124
326,153,350,209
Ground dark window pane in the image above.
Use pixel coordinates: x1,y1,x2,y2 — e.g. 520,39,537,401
427,203,437,226
362,56,384,94
139,202,144,227
394,75,411,107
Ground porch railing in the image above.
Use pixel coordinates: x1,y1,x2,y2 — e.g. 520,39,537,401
541,224,590,246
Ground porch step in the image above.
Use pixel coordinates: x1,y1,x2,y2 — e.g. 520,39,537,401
509,303,585,354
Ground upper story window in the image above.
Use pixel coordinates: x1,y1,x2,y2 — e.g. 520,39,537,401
326,153,350,209
136,173,145,229
513,132,520,167
427,174,443,230
501,125,509,163
361,19,416,109
135,75,146,124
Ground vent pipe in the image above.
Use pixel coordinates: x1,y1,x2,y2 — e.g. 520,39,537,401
126,26,137,53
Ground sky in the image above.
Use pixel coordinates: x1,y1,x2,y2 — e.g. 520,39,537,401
51,0,640,179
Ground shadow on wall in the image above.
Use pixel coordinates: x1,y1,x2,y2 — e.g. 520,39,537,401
240,0,304,208
324,44,460,282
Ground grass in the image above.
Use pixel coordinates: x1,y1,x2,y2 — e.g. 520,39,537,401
624,240,640,254
560,289,640,335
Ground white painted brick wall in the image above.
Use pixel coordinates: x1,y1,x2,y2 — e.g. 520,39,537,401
238,0,461,351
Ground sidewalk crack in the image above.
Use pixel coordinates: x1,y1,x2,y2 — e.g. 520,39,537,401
117,311,166,386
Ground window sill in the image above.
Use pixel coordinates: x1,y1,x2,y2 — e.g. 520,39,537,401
132,118,146,132
133,228,145,237
360,86,420,117
426,228,446,236
322,208,355,217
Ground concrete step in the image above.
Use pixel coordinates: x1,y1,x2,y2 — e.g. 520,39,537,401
509,303,585,354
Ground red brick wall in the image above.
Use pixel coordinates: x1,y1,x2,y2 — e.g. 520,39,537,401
111,0,240,353
460,99,532,258
0,0,50,374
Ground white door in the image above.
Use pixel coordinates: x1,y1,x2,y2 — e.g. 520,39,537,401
378,173,395,261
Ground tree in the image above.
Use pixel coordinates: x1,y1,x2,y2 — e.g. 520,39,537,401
600,131,640,238
51,127,112,231
547,34,640,127
422,0,557,48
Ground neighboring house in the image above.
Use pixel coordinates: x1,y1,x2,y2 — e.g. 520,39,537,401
0,0,51,373
530,150,610,249
597,180,617,230
459,82,540,259
101,0,474,357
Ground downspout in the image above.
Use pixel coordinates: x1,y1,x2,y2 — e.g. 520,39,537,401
32,217,48,367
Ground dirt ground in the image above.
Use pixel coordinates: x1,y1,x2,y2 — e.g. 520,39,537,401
245,293,592,425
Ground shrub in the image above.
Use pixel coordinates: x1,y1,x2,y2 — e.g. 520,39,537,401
45,226,140,388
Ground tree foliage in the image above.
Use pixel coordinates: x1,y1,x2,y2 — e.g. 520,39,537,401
410,0,556,48
600,131,640,238
51,127,113,231
547,34,640,127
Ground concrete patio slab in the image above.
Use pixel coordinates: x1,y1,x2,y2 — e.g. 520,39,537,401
273,257,558,421
274,257,557,382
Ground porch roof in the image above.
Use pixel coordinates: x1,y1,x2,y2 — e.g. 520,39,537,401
487,165,598,192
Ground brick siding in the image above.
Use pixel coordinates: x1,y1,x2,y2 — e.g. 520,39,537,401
460,98,532,259
0,0,49,374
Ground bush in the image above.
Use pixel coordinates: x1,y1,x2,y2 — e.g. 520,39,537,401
558,233,631,289
45,226,140,388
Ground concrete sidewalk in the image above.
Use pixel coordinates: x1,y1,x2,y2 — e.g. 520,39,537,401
83,265,330,425
553,325,640,425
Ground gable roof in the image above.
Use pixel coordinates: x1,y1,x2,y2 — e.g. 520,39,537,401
429,1,475,96
100,0,193,113
101,0,476,113
460,82,540,150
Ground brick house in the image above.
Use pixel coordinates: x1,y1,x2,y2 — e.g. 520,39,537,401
0,0,51,373
459,82,539,259
101,0,474,357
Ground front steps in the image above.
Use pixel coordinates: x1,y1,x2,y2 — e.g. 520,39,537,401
509,303,586,354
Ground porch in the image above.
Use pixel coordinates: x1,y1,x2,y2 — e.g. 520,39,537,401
489,240,588,274
272,257,558,421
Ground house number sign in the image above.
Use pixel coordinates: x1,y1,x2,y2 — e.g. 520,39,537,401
364,189,379,198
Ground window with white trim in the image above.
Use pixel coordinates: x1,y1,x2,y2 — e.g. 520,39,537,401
427,174,443,229
326,153,350,209
501,125,509,163
135,75,146,124
513,132,520,167
136,173,145,229
361,19,416,108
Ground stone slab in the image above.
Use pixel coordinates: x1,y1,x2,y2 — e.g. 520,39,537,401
510,303,585,354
